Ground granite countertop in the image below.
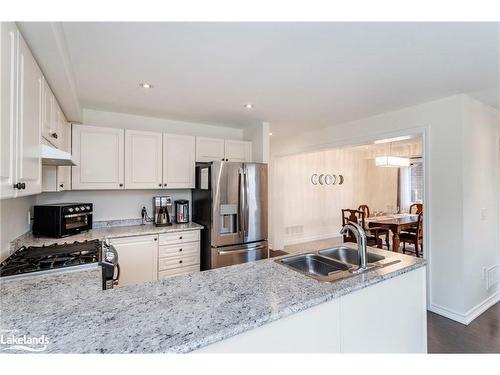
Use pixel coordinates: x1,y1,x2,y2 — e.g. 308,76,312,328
12,222,204,249
0,244,426,354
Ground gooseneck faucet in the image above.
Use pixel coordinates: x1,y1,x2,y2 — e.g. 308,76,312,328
340,222,368,271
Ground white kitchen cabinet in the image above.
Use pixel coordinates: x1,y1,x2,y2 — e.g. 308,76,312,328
196,137,252,162
0,22,18,199
15,30,42,197
224,140,252,162
124,129,163,189
41,79,59,147
109,235,159,288
41,108,71,192
163,133,195,188
72,124,125,190
158,230,201,280
196,137,225,162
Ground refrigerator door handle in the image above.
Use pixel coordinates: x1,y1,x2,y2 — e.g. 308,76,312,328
239,167,246,236
243,165,249,238
218,244,266,255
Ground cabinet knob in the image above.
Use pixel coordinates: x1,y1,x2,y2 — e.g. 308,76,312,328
179,248,183,252
51,132,58,139
179,236,183,240
221,158,224,161
158,183,162,187
154,238,157,241
226,158,229,161
179,260,183,264
13,182,22,190
163,183,167,187
119,183,123,187
59,184,64,188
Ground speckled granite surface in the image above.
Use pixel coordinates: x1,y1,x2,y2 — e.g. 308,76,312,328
0,244,425,354
11,222,203,249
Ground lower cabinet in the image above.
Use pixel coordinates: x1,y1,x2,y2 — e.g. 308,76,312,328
158,230,201,280
109,234,158,288
110,230,201,287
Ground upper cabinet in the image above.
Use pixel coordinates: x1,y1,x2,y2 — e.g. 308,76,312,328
163,134,195,189
224,140,252,162
72,124,125,190
0,23,18,199
124,129,163,189
196,137,225,162
15,29,43,197
196,137,252,162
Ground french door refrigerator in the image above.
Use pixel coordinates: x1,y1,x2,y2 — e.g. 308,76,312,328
192,161,268,270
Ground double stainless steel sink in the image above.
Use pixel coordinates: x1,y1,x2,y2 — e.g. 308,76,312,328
277,246,400,282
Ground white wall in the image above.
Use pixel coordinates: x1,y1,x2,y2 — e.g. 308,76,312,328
82,108,244,139
35,189,191,222
0,196,35,261
462,96,500,317
243,122,270,163
271,95,469,319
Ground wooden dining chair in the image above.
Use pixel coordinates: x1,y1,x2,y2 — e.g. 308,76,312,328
400,212,423,257
358,204,370,218
341,209,386,249
357,205,390,249
409,203,423,214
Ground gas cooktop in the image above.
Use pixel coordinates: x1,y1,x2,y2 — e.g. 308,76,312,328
0,240,101,278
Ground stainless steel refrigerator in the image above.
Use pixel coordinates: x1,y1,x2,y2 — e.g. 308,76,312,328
192,161,268,270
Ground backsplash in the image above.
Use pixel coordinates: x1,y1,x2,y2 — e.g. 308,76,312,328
35,189,192,222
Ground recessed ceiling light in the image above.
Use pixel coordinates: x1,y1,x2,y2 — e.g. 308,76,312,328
139,83,153,89
244,103,253,109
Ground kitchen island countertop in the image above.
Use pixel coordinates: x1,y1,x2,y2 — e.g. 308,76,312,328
0,243,425,353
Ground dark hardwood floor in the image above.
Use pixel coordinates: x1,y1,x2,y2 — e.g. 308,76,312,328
428,302,500,353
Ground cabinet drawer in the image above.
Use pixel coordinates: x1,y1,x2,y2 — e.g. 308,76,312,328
158,253,200,271
159,242,199,258
158,265,200,279
159,230,200,245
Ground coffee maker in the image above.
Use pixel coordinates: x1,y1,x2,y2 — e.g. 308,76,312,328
153,196,172,226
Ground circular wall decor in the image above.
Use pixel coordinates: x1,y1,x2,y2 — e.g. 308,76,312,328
310,173,344,185
310,174,319,185
318,174,325,185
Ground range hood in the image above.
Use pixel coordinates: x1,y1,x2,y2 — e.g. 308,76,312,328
40,144,76,166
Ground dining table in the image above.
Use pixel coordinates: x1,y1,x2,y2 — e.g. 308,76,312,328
367,214,419,252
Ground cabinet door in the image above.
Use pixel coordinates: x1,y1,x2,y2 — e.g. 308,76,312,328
163,133,195,188
224,140,252,162
72,124,124,190
195,136,225,162
124,129,163,189
16,32,42,197
41,78,57,145
110,235,158,287
0,23,17,199
56,115,71,191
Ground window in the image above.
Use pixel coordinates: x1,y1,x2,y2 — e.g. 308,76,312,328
409,162,423,203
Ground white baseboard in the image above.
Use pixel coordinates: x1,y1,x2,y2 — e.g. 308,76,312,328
429,291,500,325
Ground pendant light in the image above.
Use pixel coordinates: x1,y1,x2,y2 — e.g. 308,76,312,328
375,142,410,167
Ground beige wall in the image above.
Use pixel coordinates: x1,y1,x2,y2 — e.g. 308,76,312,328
277,146,400,245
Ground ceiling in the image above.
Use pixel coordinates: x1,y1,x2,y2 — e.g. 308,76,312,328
21,22,500,135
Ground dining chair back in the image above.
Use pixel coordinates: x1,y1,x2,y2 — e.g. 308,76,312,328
409,203,423,214
357,205,370,218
